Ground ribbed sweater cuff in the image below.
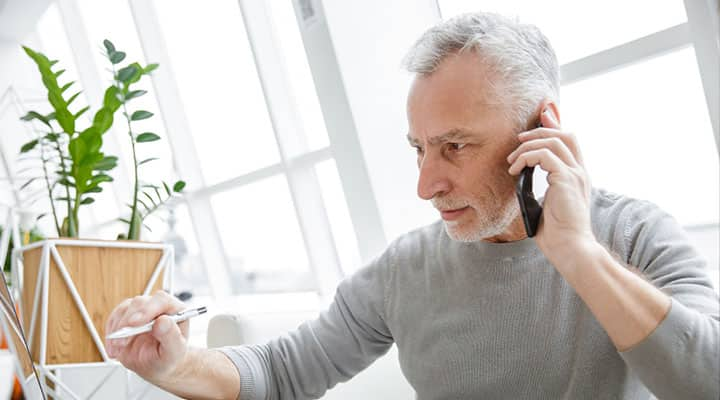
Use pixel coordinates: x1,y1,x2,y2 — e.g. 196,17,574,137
618,298,691,387
217,346,267,400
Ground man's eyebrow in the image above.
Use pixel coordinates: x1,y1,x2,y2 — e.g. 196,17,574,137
406,129,475,146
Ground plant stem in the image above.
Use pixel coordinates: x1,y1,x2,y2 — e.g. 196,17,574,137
39,133,61,236
116,83,141,240
53,137,76,236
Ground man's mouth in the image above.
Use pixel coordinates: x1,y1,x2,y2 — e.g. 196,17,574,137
439,206,470,221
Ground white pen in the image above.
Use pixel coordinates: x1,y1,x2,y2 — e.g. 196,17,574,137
106,306,207,340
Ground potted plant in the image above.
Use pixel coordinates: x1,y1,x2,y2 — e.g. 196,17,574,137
12,40,185,366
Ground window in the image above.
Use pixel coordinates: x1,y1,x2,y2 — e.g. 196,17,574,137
438,0,687,64
561,47,717,226
153,0,281,186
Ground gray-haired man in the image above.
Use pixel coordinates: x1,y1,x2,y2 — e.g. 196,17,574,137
105,12,719,400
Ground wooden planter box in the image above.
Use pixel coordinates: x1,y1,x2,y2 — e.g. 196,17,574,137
12,239,173,366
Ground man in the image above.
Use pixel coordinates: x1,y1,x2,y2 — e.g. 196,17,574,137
105,12,719,399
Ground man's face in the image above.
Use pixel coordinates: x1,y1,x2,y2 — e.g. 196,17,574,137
406,51,525,242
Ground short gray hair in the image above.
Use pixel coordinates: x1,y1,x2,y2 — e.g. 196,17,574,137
403,12,560,130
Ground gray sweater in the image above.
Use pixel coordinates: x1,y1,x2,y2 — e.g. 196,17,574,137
220,189,720,399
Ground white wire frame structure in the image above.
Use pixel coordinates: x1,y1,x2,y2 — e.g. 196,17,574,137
0,311,45,400
10,238,174,400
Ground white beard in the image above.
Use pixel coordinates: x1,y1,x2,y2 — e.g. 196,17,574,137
442,199,520,242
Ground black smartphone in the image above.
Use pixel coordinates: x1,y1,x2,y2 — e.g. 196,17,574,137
515,121,543,237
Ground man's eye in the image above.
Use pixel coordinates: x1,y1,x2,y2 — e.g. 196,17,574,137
449,143,466,151
413,146,424,154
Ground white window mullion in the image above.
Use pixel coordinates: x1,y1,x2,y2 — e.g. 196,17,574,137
127,0,233,298
238,0,344,297
683,0,720,151
560,23,692,85
291,0,388,263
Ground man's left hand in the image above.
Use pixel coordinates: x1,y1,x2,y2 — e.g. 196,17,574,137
506,108,595,266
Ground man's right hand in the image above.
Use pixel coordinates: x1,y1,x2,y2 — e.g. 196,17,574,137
105,290,189,383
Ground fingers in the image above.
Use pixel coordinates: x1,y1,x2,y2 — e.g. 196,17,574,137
517,128,584,166
508,148,566,176
119,291,183,330
105,291,183,358
507,137,577,168
152,315,188,365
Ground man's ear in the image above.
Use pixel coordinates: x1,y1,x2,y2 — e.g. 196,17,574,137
537,100,560,126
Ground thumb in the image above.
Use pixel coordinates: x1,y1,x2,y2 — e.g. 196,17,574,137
152,316,186,363
540,107,560,129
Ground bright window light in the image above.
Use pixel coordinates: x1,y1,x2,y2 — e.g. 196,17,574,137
437,0,687,64
266,0,330,151
210,174,314,294
561,47,718,226
153,0,281,186
315,159,361,275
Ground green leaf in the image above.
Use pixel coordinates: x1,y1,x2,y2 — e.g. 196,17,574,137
137,198,151,212
54,69,66,78
118,65,139,82
126,62,145,84
138,157,158,166
66,91,81,105
130,111,153,121
173,180,186,192
90,174,113,185
143,63,159,74
54,107,75,134
102,86,122,111
153,186,163,202
20,177,38,190
162,181,171,197
125,90,146,100
74,106,90,119
136,132,160,142
85,186,102,193
103,39,116,54
60,81,74,93
20,139,39,153
143,191,157,207
58,178,75,187
94,156,118,171
92,108,114,133
109,51,126,64
118,218,131,224
80,197,95,205
20,111,51,128
68,138,87,165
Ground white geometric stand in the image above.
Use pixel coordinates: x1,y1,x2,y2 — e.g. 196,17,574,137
11,239,174,400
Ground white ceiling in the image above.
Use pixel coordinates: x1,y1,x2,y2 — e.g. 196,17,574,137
0,0,51,41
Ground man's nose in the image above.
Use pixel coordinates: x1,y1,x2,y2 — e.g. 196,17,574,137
417,155,451,200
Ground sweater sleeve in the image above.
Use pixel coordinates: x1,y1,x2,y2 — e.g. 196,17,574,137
218,249,395,400
618,199,719,400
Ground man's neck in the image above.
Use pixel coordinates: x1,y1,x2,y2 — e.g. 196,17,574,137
482,215,528,243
